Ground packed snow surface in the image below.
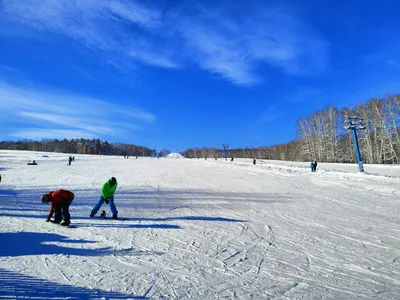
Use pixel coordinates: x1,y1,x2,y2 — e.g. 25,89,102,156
1,150,400,299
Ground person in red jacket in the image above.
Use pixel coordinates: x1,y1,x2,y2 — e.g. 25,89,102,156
41,189,74,226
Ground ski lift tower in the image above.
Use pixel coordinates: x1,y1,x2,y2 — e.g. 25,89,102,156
222,144,229,161
344,116,366,173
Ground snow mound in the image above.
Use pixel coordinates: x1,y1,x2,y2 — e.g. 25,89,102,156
166,152,184,158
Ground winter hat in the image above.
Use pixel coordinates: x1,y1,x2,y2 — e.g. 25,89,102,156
41,194,50,203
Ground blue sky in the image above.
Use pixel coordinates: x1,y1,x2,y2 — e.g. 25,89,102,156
0,0,399,151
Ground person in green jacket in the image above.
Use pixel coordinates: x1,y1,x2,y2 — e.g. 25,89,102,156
90,177,118,219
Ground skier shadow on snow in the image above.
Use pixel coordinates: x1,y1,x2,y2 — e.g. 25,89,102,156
79,222,183,229
0,268,146,299
77,214,246,229
0,232,121,257
28,215,245,229
84,215,246,222
0,212,184,230
131,216,247,222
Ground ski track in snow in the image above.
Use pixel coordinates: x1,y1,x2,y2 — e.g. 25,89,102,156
0,150,400,299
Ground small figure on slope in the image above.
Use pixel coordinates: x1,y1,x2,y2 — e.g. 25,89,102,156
90,177,118,219
41,189,74,226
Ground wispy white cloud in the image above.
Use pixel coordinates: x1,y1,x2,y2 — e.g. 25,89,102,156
0,81,155,140
2,0,329,85
2,0,168,69
11,129,97,140
19,112,115,135
177,3,328,84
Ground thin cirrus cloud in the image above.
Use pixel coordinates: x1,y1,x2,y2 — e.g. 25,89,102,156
2,0,329,85
11,129,98,140
18,112,116,135
0,82,155,140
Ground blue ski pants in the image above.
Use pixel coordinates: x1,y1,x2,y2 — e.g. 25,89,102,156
91,195,118,216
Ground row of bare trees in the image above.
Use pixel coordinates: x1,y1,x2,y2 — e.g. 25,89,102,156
182,147,276,160
297,95,400,164
182,94,400,164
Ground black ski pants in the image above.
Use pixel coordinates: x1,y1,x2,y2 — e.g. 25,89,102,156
54,198,73,223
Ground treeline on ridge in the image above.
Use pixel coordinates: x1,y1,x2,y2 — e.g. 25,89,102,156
0,138,155,157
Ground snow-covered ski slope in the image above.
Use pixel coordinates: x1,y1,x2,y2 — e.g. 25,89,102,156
1,150,399,299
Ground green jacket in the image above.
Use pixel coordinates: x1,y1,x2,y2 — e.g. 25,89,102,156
102,180,117,198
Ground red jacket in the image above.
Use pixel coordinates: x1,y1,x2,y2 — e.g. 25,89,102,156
47,190,74,219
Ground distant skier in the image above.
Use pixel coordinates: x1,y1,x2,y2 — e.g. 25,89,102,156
314,161,318,172
68,156,72,166
41,189,74,226
253,158,256,165
310,162,315,172
90,177,118,219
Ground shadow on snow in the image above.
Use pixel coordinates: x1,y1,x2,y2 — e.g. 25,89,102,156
0,186,290,225
0,268,146,299
78,223,182,229
131,216,246,222
0,232,120,257
1,186,290,209
0,212,246,225
82,216,247,223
